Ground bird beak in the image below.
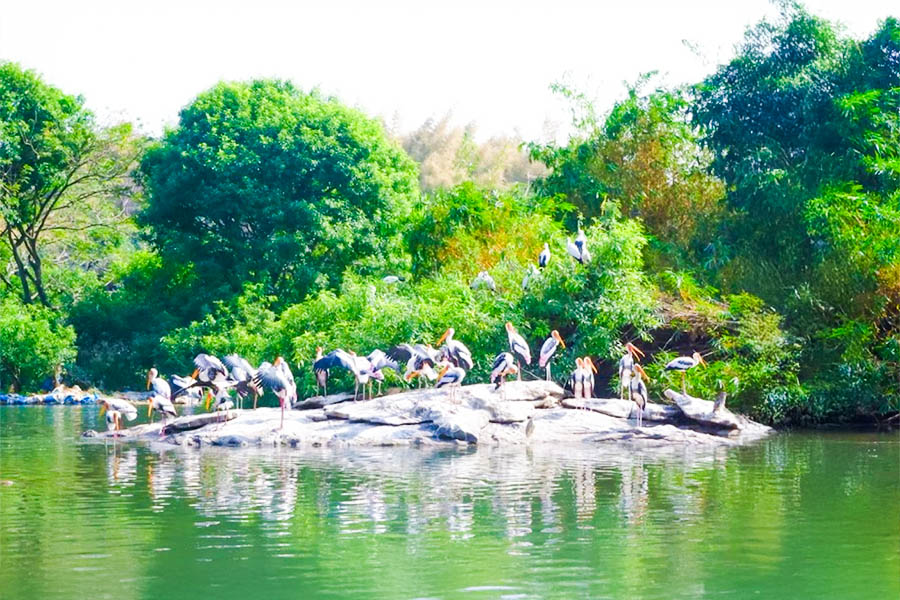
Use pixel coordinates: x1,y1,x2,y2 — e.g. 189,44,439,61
437,329,450,346
204,391,212,411
145,373,152,390
588,359,598,374
628,343,645,359
405,371,418,382
700,356,708,367
554,331,565,349
438,365,449,379
99,403,107,416
147,401,153,418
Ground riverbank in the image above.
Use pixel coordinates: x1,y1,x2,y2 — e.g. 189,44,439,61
81,381,772,448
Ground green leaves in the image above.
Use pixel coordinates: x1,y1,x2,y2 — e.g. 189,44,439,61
0,296,76,391
139,80,419,306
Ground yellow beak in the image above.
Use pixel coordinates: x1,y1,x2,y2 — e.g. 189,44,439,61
437,329,450,346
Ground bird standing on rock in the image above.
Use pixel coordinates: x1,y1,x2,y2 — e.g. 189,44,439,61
436,328,474,370
223,354,260,409
253,357,296,430
490,352,519,399
505,322,531,380
618,342,646,399
665,351,707,394
538,330,566,381
436,363,466,403
629,364,650,427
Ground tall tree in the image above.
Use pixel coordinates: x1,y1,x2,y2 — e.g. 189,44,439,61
139,80,420,304
0,62,138,307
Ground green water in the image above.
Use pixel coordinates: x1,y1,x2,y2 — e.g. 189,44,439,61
0,407,897,599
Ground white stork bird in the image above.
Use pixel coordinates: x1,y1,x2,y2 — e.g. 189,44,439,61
629,363,650,427
436,328,474,370
538,242,550,269
538,330,566,381
253,357,296,430
566,230,591,265
581,357,597,398
99,398,138,436
314,347,330,397
490,352,519,399
204,388,234,422
522,264,540,290
618,342,646,400
665,351,707,394
505,322,531,380
145,368,177,426
471,270,496,292
436,363,466,403
223,354,261,409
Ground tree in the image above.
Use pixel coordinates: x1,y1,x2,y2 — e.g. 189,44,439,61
0,296,76,392
139,80,420,304
0,62,139,307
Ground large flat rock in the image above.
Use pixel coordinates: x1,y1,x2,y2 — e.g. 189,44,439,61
81,381,773,448
562,397,682,422
664,389,773,436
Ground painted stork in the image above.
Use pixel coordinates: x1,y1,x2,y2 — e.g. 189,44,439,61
223,354,261,409
192,353,231,394
387,344,440,387
471,270,496,292
581,357,598,398
538,242,550,268
206,388,234,421
569,357,586,399
147,394,177,427
146,368,171,402
665,351,707,393
367,349,401,396
312,349,383,401
618,342,646,399
436,363,466,403
490,352,519,399
253,357,296,430
629,363,650,427
505,322,531,380
313,347,330,397
538,330,566,381
436,328,474,370
99,398,137,436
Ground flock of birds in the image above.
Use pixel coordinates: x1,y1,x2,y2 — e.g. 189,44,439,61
98,230,711,435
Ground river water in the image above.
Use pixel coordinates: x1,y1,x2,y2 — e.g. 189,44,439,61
0,406,897,599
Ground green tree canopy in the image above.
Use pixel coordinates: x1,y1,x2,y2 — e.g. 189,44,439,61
139,80,420,304
0,296,76,392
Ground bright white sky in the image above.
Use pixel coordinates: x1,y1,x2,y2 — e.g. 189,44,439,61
0,1,894,142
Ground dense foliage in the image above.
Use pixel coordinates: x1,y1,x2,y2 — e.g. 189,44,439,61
1,5,898,424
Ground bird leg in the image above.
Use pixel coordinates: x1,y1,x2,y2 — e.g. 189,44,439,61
681,372,687,395
545,364,551,382
516,360,522,381
280,398,285,430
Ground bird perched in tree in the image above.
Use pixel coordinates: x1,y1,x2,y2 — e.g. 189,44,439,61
538,330,566,381
522,264,540,290
629,363,650,427
470,270,496,292
505,322,531,380
665,351,707,394
253,357,296,430
538,242,550,269
436,363,466,403
490,352,519,399
436,328,474,370
567,230,591,264
618,342,646,400
223,354,261,409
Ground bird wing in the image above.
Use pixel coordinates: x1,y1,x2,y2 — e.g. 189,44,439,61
195,353,228,376
510,334,531,364
665,356,694,370
539,336,557,367
314,350,355,372
151,377,171,399
223,354,254,375
254,364,287,393
386,344,414,365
